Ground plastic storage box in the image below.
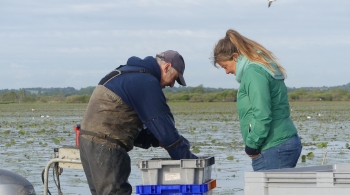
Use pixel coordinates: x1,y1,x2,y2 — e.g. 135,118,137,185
244,164,350,195
136,179,216,195
136,156,215,185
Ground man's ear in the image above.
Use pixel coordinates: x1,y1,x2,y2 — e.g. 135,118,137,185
163,62,172,73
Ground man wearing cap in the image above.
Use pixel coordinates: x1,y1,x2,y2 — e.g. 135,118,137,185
79,50,197,195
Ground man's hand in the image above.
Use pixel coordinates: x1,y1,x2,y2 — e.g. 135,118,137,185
134,128,160,149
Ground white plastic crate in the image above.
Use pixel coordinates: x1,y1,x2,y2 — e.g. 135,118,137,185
244,164,350,195
136,156,215,185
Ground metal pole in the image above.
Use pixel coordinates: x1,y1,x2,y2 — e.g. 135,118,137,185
43,159,82,195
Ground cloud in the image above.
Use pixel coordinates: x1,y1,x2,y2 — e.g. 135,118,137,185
1,0,350,89
55,47,114,54
10,63,24,69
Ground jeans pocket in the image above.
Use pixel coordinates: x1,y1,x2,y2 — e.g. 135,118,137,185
278,146,301,168
252,154,264,171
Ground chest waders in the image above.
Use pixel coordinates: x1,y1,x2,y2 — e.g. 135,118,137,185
79,65,157,195
98,65,154,86
79,65,154,150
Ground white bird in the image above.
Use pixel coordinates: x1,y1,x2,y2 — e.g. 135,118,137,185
268,0,275,8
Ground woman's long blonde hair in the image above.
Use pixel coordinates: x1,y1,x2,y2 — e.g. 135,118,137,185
212,29,286,77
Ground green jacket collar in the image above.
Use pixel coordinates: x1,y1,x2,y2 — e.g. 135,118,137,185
235,54,284,83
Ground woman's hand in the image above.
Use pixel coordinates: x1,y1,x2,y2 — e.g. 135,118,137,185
248,154,260,159
245,145,260,155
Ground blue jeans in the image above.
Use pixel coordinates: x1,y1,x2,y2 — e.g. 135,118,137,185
251,134,302,171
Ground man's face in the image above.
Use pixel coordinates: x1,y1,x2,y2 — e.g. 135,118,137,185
160,63,179,88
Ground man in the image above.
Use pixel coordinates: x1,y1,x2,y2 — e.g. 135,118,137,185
79,50,197,195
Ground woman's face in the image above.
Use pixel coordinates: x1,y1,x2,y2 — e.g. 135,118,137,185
217,59,237,75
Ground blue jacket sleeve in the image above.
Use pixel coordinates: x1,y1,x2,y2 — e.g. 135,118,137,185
116,73,197,160
144,114,197,160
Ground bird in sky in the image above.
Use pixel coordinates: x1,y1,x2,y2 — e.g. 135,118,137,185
268,0,275,8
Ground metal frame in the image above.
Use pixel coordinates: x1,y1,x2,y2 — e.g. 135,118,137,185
43,158,82,195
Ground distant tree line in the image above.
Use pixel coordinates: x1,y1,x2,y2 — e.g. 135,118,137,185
164,85,237,102
0,87,94,104
288,88,350,101
1,83,350,103
287,82,350,93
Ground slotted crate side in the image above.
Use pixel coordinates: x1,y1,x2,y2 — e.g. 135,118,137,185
140,165,212,185
136,179,216,195
138,157,215,169
244,164,350,195
137,157,214,185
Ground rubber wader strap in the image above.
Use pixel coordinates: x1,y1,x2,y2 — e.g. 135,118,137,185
80,129,128,150
164,137,183,151
98,65,154,85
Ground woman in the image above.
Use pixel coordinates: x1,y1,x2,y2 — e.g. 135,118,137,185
212,29,302,171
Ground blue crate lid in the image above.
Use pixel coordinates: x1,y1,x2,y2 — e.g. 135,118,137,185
136,179,216,195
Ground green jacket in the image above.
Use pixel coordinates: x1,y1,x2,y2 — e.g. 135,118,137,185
237,63,298,152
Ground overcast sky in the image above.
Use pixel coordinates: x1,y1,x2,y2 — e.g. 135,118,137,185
1,0,349,90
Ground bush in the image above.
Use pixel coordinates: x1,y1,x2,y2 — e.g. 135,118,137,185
65,95,90,103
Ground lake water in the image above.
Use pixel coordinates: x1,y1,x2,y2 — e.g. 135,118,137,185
1,102,350,194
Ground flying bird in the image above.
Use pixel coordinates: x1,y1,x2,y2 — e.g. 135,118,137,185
268,0,275,8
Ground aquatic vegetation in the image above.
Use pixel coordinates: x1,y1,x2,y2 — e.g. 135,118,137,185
52,138,61,145
18,129,26,135
192,146,200,153
3,130,11,135
1,102,350,195
226,156,234,160
301,155,306,162
316,142,328,149
306,152,314,159
26,140,34,144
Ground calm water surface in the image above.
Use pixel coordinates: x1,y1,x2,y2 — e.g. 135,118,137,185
1,102,350,195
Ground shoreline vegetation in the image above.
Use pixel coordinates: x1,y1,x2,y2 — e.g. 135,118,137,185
1,83,350,103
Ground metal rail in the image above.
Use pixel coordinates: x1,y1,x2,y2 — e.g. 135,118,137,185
43,158,82,195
